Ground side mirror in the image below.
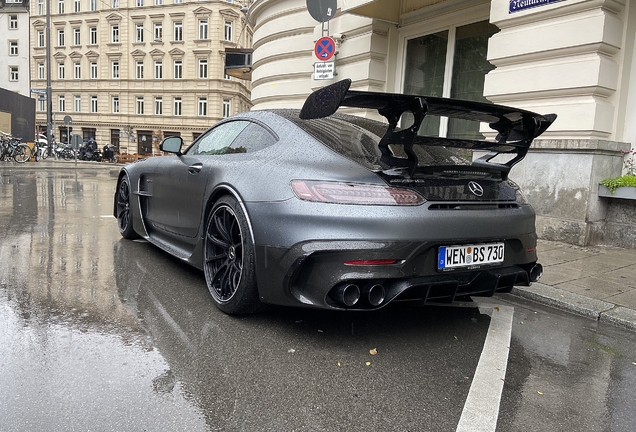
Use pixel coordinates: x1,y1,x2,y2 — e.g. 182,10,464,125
160,136,183,154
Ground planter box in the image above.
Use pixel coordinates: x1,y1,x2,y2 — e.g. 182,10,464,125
598,184,636,200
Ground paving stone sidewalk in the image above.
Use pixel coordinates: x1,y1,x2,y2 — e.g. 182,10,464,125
509,239,636,331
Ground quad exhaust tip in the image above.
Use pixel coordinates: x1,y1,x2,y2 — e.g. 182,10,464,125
333,283,361,307
365,284,386,307
529,264,543,282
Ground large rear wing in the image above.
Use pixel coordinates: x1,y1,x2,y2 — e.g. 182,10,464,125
299,79,556,178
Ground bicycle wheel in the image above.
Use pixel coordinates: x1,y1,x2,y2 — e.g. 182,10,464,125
41,147,49,160
13,144,31,163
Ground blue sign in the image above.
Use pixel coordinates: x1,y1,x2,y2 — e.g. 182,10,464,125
314,37,336,61
509,0,565,13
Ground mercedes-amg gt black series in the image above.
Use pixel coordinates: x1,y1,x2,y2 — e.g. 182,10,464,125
114,79,556,314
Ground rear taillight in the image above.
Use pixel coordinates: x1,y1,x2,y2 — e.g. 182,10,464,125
291,180,425,206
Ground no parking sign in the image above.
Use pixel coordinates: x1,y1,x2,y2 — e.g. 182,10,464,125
314,37,336,61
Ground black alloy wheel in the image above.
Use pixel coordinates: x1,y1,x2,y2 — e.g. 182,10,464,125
116,175,140,239
204,195,259,314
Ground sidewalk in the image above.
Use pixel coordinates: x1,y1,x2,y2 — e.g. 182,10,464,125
509,239,636,332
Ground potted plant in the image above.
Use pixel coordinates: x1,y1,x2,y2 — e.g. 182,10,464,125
599,148,636,198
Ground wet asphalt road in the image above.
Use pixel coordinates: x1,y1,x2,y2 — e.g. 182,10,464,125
1,165,635,432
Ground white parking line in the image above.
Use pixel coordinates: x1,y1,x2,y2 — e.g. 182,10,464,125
456,303,514,432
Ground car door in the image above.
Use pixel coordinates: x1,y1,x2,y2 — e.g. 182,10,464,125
149,121,251,239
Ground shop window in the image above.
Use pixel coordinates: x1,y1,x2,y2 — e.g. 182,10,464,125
403,21,497,140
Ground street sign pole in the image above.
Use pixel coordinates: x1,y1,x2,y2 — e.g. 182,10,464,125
46,0,53,149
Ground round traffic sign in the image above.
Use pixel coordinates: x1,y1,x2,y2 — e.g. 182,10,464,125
314,37,336,61
306,0,337,23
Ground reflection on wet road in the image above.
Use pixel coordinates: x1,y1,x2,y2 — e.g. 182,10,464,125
1,167,635,431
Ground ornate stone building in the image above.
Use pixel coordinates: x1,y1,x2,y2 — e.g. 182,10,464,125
248,0,636,246
30,0,252,154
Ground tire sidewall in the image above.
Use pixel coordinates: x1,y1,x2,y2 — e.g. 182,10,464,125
204,195,259,314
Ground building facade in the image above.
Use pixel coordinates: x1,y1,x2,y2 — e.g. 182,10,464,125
248,0,636,246
30,0,252,154
1,0,31,98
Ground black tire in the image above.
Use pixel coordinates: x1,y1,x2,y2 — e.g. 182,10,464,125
204,195,260,314
13,144,30,163
116,175,140,240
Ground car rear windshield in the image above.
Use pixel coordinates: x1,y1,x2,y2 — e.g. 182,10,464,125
278,110,470,171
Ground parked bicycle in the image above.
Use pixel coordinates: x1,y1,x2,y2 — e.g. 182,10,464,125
0,131,30,163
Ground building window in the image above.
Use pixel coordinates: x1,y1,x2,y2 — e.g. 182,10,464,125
174,0,182,3
74,62,81,79
154,23,163,41
222,99,231,118
136,0,143,6
155,0,162,4
173,21,182,41
111,25,119,43
38,30,45,47
173,60,182,79
58,95,66,112
38,99,45,112
224,21,233,42
90,96,98,113
9,66,19,81
90,62,98,79
112,96,120,113
173,97,181,116
112,0,118,7
224,72,232,80
403,21,497,140
58,0,65,14
136,97,144,115
155,97,163,115
90,27,97,44
198,20,208,40
112,61,119,78
38,0,44,14
9,15,18,30
154,61,163,79
74,0,80,12
58,30,65,47
90,0,97,11
136,61,144,79
9,41,18,56
198,97,207,116
136,24,144,43
38,63,45,79
73,28,81,45
74,95,81,112
58,62,65,79
198,59,208,79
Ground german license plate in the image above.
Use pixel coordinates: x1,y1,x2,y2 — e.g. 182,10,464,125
438,243,504,270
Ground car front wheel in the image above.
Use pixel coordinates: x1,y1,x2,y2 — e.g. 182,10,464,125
116,175,140,239
204,195,260,314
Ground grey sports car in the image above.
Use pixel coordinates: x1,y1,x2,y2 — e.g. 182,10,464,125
114,79,556,314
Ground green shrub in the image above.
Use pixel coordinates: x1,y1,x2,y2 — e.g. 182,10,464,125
600,175,636,193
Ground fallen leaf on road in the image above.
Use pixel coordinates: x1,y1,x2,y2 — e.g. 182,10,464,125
288,349,296,354
369,348,377,355
318,330,323,333
365,362,371,366
454,336,458,340
537,391,543,395
337,361,341,367
494,306,500,311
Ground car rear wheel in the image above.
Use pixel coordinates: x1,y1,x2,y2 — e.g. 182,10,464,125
116,175,140,239
204,195,260,314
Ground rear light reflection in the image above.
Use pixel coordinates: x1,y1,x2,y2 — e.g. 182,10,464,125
291,180,425,206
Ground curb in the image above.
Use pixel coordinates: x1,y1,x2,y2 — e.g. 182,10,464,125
510,283,636,332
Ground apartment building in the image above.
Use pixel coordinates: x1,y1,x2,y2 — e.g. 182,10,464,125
1,0,30,97
30,0,252,154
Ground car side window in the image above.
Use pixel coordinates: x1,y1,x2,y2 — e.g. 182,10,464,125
187,121,250,156
230,123,278,153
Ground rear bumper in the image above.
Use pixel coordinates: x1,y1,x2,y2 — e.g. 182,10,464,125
246,199,539,310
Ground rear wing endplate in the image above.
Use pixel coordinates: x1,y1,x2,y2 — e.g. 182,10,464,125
300,79,556,178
